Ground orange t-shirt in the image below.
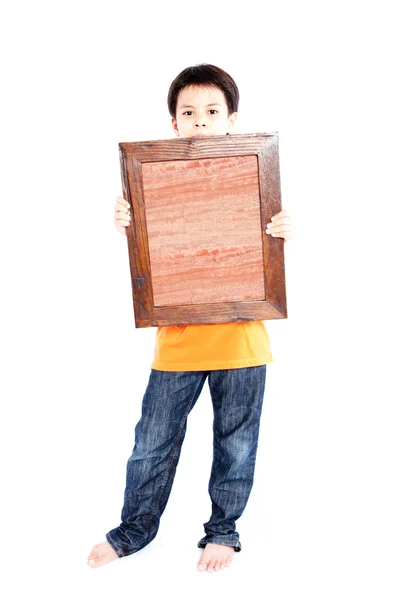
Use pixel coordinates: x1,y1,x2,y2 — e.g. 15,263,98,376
151,321,273,372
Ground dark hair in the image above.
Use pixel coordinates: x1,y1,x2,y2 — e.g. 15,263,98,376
167,63,239,119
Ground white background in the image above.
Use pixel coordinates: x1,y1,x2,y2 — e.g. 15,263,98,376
1,1,393,598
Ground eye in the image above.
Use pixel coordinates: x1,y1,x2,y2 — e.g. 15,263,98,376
183,111,193,116
209,109,218,114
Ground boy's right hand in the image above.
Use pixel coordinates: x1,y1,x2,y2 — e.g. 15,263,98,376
114,195,131,236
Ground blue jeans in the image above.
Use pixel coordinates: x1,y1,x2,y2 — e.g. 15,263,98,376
106,365,267,557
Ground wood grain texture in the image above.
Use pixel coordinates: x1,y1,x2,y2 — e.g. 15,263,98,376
142,155,265,306
119,133,286,328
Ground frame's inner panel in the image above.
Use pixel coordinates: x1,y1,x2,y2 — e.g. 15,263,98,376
142,154,265,307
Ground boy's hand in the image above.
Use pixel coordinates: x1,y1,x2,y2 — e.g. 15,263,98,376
114,195,131,236
265,209,293,243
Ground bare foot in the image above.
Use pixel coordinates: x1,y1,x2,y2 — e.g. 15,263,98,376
197,543,234,572
87,541,119,568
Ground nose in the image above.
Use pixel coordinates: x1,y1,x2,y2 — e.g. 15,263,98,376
193,119,206,129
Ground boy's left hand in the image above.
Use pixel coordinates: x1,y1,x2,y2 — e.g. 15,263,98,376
265,209,293,242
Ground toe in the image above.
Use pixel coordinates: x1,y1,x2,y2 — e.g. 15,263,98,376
207,559,215,572
88,544,100,559
197,561,207,571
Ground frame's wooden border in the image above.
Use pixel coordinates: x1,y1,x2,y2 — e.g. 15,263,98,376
119,132,287,328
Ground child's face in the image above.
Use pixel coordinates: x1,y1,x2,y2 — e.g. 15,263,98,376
172,84,237,138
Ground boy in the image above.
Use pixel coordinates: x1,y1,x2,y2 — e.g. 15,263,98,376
87,64,293,573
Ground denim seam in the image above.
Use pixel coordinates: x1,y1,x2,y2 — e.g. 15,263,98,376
200,535,239,544
198,538,242,551
107,532,125,557
144,375,206,539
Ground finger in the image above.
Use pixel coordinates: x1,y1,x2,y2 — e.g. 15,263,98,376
267,224,292,234
268,226,293,233
115,221,127,231
115,196,130,209
271,209,289,220
266,224,292,233
116,219,130,226
116,207,130,217
270,230,293,238
115,211,130,221
267,216,292,227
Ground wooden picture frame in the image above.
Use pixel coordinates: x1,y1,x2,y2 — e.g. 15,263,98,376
119,132,287,328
